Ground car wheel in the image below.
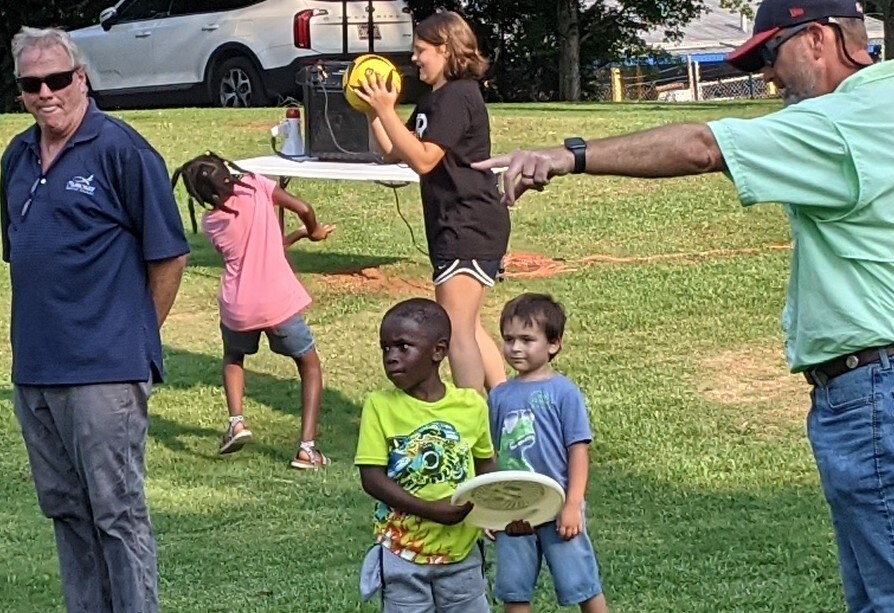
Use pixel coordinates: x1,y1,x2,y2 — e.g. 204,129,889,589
213,57,268,108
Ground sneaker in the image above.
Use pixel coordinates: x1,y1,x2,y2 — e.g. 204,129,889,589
219,416,253,455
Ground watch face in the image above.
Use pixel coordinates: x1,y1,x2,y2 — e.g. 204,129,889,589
565,137,585,150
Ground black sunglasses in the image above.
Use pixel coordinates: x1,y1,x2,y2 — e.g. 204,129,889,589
759,22,817,68
15,69,79,94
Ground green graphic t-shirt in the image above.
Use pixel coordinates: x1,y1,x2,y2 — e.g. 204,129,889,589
355,385,494,564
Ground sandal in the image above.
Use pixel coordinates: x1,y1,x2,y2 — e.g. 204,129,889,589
289,441,331,470
219,416,253,455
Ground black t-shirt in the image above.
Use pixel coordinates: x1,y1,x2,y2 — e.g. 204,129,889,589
408,79,510,262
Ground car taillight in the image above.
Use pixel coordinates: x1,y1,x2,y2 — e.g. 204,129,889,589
294,10,313,49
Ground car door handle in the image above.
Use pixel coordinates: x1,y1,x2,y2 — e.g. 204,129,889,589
202,24,220,31
134,31,151,38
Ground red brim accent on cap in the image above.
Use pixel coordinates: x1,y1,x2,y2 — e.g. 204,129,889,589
726,28,781,72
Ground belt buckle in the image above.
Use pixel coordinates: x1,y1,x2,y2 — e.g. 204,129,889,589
845,355,859,369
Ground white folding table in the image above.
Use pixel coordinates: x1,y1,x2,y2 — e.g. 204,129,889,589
235,154,419,229
235,155,419,184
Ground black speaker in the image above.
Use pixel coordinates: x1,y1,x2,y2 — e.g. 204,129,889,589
301,63,372,158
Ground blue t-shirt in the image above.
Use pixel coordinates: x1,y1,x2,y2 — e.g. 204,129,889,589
0,101,190,385
488,374,593,491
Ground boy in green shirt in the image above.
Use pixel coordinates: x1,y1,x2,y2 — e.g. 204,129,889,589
356,298,496,612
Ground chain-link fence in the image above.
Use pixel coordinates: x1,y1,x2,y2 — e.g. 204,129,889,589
587,61,774,103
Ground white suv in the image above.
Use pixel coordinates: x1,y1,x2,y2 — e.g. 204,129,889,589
69,0,414,108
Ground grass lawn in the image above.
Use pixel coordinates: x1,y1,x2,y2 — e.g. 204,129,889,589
0,101,844,612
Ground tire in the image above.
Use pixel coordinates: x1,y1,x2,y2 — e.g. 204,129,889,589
212,57,269,108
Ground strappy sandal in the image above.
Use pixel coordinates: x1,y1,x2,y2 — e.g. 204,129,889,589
219,416,253,455
289,441,331,470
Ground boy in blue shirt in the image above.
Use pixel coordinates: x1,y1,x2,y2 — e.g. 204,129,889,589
488,293,608,613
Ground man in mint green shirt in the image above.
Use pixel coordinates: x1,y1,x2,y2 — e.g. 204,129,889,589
474,0,894,609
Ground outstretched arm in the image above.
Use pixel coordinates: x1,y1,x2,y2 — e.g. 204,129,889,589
473,123,725,206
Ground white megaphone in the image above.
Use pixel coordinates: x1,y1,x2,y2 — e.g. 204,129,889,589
271,107,305,157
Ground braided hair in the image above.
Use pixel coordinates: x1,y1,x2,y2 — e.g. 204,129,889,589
171,152,253,233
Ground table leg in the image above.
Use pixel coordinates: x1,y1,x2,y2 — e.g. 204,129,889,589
278,176,291,237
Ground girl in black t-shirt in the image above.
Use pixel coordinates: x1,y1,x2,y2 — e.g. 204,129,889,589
357,11,510,393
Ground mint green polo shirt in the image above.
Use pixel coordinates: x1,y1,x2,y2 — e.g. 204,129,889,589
708,61,894,372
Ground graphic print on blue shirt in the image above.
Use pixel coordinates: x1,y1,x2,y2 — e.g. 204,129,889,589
489,376,593,491
499,408,536,471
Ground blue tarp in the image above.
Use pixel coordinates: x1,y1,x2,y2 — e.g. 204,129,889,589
622,43,882,66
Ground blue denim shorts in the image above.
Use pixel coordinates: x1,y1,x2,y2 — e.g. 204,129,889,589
494,520,603,606
220,313,315,359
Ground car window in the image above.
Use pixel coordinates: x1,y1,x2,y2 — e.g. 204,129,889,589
117,0,172,21
168,0,265,15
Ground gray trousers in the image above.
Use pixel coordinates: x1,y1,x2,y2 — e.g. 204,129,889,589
14,382,158,613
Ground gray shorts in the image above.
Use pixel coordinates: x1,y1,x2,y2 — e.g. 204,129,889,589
220,313,315,359
360,543,490,613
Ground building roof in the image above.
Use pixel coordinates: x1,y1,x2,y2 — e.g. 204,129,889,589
637,0,884,55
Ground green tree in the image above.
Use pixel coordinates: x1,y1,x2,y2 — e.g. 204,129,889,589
406,0,705,101
0,2,108,112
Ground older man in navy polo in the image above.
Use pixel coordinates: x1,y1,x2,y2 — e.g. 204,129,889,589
0,27,189,612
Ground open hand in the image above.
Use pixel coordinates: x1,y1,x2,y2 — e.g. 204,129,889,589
308,223,336,241
427,500,473,526
472,147,575,207
556,501,583,541
354,71,400,116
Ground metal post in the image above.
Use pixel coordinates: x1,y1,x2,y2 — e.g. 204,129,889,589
368,0,375,53
342,0,348,54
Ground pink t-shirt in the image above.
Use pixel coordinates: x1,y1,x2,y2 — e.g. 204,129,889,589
202,174,311,331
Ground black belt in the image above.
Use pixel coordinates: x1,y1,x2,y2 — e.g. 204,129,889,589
803,344,894,386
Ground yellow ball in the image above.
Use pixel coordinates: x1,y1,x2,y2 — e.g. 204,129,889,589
343,54,402,113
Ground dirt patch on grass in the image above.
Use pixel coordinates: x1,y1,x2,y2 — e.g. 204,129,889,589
697,343,807,435
322,267,429,296
503,252,577,278
502,245,791,279
241,121,277,133
580,244,791,266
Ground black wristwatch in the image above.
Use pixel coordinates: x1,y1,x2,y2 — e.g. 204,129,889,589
564,137,587,174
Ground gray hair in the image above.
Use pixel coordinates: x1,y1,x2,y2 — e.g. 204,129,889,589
833,17,869,52
12,26,84,77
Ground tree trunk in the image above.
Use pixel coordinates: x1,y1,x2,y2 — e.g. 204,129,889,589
884,2,894,60
557,0,580,101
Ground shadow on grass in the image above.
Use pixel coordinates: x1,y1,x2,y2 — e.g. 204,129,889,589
185,236,404,274
154,346,363,465
0,401,843,613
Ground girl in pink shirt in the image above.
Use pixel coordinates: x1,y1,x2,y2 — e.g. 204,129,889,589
173,153,335,469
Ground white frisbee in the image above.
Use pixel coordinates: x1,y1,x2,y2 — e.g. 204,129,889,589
451,470,565,531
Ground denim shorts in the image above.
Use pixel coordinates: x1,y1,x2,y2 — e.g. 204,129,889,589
432,258,503,287
806,353,894,611
361,543,490,613
220,313,315,359
494,520,603,606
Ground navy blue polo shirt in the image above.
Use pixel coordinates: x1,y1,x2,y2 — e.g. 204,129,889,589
0,101,189,386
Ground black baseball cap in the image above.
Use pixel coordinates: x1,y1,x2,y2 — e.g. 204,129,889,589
726,0,866,72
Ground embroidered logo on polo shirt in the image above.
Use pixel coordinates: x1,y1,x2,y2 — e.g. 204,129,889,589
66,175,96,196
